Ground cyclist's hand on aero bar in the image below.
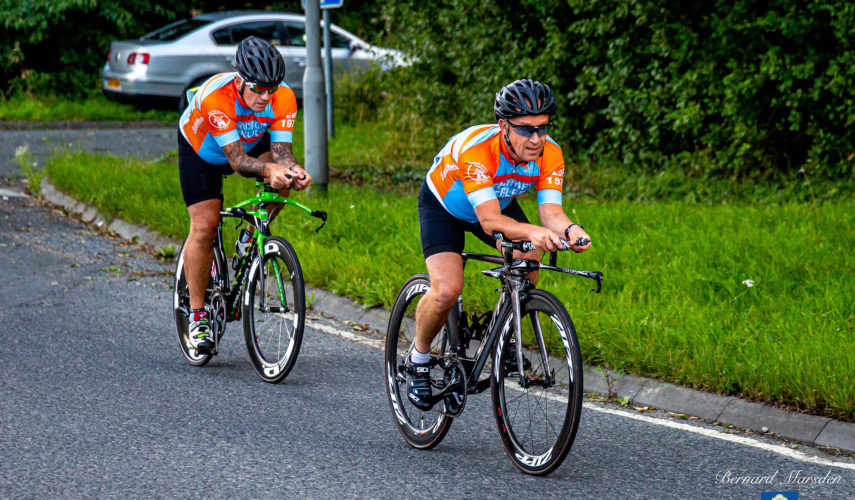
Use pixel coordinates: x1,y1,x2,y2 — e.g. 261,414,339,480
529,226,565,253
565,224,592,253
265,163,294,190
286,164,312,190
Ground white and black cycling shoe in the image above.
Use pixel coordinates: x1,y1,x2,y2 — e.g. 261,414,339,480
406,362,433,411
188,318,215,351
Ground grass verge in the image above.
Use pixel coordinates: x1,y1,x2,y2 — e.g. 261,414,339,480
0,93,176,123
45,151,855,422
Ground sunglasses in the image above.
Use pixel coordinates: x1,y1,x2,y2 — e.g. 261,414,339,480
246,81,279,95
507,121,551,138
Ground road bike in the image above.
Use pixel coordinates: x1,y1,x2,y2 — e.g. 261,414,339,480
384,232,602,475
173,180,326,383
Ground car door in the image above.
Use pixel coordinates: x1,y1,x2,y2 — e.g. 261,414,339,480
210,20,301,95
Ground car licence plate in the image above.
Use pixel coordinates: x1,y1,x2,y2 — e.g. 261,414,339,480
107,78,120,89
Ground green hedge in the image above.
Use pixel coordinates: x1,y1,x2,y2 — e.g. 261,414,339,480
373,0,855,179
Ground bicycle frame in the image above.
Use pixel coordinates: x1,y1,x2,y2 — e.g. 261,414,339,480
445,239,603,395
214,182,327,321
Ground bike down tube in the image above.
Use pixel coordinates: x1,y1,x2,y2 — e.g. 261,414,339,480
468,296,512,391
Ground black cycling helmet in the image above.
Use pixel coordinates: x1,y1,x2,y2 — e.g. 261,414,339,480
234,36,286,87
494,79,557,121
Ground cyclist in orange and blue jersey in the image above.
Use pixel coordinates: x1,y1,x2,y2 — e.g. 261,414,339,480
406,79,593,410
177,36,311,352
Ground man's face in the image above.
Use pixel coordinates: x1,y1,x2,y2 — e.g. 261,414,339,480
500,114,551,163
239,77,275,112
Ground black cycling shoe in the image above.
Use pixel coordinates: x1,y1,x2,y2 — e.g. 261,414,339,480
504,340,532,377
406,362,433,411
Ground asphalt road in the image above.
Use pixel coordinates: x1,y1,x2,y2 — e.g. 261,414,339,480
1,127,853,498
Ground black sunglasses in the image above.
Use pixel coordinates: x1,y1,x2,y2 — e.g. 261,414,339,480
507,121,551,138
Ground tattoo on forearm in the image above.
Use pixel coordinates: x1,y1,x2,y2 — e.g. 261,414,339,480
223,141,266,178
271,142,297,167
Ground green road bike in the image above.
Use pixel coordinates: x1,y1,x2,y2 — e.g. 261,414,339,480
173,181,326,383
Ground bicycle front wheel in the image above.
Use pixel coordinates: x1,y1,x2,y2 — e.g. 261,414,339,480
491,289,583,475
384,274,454,449
242,236,305,383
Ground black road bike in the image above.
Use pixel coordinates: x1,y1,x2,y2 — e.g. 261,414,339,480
384,233,603,475
173,181,326,383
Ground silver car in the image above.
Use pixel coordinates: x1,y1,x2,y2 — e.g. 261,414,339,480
101,10,403,109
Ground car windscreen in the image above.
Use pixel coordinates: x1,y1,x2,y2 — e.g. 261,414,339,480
140,19,211,41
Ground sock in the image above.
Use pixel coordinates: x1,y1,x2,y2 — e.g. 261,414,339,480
409,347,430,364
189,308,208,322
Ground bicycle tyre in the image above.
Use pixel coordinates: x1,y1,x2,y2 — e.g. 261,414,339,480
173,240,227,366
242,236,305,383
384,274,454,449
491,289,583,475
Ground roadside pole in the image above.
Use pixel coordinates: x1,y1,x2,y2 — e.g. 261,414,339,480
303,0,328,194
323,9,334,139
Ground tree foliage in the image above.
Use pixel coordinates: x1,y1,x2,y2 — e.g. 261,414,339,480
377,0,855,178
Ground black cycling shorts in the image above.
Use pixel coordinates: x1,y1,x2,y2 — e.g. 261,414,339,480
177,131,271,207
418,180,529,259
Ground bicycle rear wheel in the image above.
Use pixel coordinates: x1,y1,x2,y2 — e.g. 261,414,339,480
243,236,305,383
384,274,454,449
173,240,227,366
491,289,583,475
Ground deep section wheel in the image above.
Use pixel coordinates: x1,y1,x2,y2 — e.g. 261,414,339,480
243,237,305,383
384,274,454,449
491,290,583,475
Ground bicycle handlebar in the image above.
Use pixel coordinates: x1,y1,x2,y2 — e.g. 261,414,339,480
492,231,589,252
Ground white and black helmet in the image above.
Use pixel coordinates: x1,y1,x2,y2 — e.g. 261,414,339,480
235,36,286,87
494,79,557,120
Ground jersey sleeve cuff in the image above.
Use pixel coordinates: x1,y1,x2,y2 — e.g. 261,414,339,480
467,186,497,208
270,130,293,143
214,130,240,148
537,188,562,206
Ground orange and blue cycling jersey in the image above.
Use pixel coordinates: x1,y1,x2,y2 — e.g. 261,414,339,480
425,124,564,223
178,72,297,165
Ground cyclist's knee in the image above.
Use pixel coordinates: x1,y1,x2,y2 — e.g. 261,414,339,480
429,278,462,309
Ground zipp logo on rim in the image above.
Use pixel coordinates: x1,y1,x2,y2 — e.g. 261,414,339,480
406,283,430,301
515,447,553,468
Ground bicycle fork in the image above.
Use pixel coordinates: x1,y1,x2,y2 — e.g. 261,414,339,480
509,281,553,389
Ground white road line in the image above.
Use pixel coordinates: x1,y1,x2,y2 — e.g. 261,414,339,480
308,319,855,471
584,403,855,471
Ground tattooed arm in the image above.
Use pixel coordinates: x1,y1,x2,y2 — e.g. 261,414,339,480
270,142,299,169
222,141,269,179
271,141,312,191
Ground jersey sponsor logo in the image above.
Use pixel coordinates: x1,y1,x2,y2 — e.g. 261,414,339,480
495,178,535,198
191,117,204,134
207,110,231,130
466,162,490,184
440,162,458,180
237,120,269,139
